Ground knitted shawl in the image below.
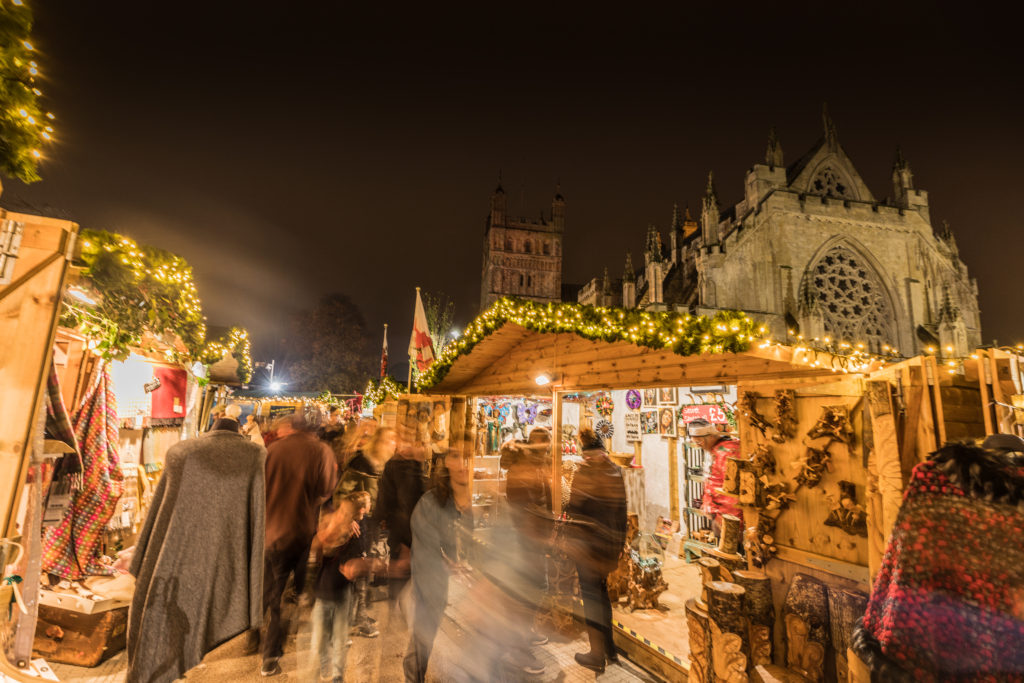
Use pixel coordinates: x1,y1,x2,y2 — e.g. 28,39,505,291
853,443,1024,682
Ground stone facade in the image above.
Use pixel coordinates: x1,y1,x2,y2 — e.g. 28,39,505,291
479,182,565,311
582,111,982,357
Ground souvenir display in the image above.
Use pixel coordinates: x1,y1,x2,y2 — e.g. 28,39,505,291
657,387,677,405
625,390,642,410
595,419,613,440
658,407,676,437
595,394,615,417
624,412,641,442
640,410,659,434
771,389,798,443
642,388,658,409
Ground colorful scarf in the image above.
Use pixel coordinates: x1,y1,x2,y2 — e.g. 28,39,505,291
853,443,1024,682
42,363,125,579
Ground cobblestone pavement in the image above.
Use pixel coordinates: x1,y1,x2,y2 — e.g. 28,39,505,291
50,591,657,683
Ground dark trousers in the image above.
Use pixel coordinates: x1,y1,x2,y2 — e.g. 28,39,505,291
262,537,312,661
575,562,614,656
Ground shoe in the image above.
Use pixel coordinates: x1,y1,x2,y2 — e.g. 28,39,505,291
518,656,545,676
260,658,281,677
354,624,380,638
529,633,549,647
574,652,605,674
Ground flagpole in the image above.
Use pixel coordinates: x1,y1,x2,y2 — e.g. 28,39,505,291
408,287,418,393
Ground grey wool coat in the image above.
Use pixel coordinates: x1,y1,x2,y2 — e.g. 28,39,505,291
127,430,266,683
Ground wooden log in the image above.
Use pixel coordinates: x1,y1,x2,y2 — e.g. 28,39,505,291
827,588,868,683
782,573,830,683
724,457,742,495
697,557,722,609
719,514,744,555
705,547,746,580
686,597,712,683
738,459,758,506
707,581,749,683
733,569,774,667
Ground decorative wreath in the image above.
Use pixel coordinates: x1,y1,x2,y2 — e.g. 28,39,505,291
625,390,642,411
595,394,615,418
595,419,614,440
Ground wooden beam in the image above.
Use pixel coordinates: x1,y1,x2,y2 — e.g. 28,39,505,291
667,436,679,522
865,380,901,583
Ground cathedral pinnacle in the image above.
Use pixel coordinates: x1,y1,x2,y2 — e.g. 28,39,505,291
645,224,664,262
822,103,838,148
937,286,961,324
701,172,721,246
623,252,635,282
766,127,784,167
602,267,612,295
671,203,681,232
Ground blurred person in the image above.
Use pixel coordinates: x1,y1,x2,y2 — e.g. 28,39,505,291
256,415,338,677
317,406,346,455
262,414,294,449
565,427,627,674
308,492,383,683
243,413,265,446
404,448,472,683
336,426,396,637
375,426,429,604
687,418,741,538
335,418,377,469
127,415,265,683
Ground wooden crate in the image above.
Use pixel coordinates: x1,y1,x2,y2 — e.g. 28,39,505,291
32,604,128,667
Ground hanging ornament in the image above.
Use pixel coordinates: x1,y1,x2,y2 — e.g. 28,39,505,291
595,419,614,440
625,390,642,411
595,394,615,418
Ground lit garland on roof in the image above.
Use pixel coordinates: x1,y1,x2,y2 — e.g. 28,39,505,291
415,297,762,390
0,0,54,182
363,376,404,409
202,327,253,383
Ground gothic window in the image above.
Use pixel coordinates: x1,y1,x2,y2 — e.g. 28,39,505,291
543,241,551,255
810,166,849,198
505,237,513,251
527,275,532,289
806,245,895,352
524,240,532,254
519,273,524,287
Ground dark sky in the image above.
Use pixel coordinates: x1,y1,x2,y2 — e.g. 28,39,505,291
5,2,1023,385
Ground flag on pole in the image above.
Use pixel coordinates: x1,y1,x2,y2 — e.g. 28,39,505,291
409,287,435,373
380,324,389,378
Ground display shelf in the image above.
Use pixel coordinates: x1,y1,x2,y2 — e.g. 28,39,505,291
473,477,502,482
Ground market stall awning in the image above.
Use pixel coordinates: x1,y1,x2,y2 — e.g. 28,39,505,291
422,322,875,395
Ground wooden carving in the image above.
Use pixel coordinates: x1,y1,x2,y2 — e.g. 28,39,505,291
762,481,795,512
827,588,869,683
742,514,778,568
737,459,757,506
750,444,775,477
686,598,711,683
771,390,797,443
794,445,832,489
607,513,639,602
782,574,830,683
807,404,855,446
697,557,721,609
824,480,868,537
625,550,668,610
707,581,749,683
733,569,775,668
723,457,742,495
740,391,771,438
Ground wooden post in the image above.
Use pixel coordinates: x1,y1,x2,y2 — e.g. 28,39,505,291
668,435,680,522
733,569,774,668
633,439,642,467
685,597,712,683
707,581,749,682
551,390,563,515
865,380,902,581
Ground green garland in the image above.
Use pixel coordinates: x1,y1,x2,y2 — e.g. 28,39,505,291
0,0,54,183
415,297,763,390
202,327,253,384
363,376,404,409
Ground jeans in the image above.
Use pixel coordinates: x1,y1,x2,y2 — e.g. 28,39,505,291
575,562,614,656
311,591,354,681
262,537,313,661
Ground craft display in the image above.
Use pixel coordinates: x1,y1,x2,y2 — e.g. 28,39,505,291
657,387,677,405
685,598,712,683
658,407,676,437
625,390,642,410
702,514,745,578
744,513,778,569
740,391,772,438
696,557,721,609
642,388,658,408
772,390,798,443
781,574,829,682
733,570,775,668
794,445,831,488
594,394,615,417
806,404,855,446
625,533,669,611
824,480,867,537
707,581,749,682
640,410,658,434
595,419,614,440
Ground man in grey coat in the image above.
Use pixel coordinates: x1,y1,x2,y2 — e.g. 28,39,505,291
127,418,266,683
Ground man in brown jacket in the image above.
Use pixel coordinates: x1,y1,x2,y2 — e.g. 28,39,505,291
258,415,337,676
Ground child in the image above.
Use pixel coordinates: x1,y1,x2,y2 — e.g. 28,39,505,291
310,492,379,682
346,490,380,638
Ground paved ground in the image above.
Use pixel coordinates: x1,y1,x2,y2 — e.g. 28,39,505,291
51,589,657,683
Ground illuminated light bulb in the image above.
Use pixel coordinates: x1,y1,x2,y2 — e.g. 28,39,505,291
41,131,51,140
31,149,41,159
32,88,41,96
18,109,27,117
23,41,33,50
46,113,54,119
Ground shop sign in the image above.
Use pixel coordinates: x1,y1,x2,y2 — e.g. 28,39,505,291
678,403,730,425
624,411,641,442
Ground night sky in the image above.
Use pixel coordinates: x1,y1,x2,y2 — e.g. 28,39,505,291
5,2,1022,386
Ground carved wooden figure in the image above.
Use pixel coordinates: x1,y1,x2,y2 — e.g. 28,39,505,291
824,480,868,537
607,513,639,601
782,574,830,683
625,551,669,610
827,587,869,683
740,391,771,438
771,390,797,443
686,597,712,683
737,459,758,506
750,443,776,477
724,456,742,496
733,570,775,668
707,581,749,683
807,404,855,446
743,514,778,568
697,557,722,609
794,445,832,489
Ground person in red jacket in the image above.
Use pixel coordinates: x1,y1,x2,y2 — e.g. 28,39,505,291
687,418,742,540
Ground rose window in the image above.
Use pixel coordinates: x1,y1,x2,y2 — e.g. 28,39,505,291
807,246,895,352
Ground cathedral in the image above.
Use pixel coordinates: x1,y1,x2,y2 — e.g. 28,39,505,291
577,110,982,357
479,182,566,310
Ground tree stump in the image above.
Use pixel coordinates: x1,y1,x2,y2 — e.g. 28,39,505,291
686,597,712,683
707,581,749,683
782,573,830,683
827,587,868,683
733,569,774,667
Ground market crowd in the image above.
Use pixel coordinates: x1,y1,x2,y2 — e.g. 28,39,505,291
124,406,632,683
